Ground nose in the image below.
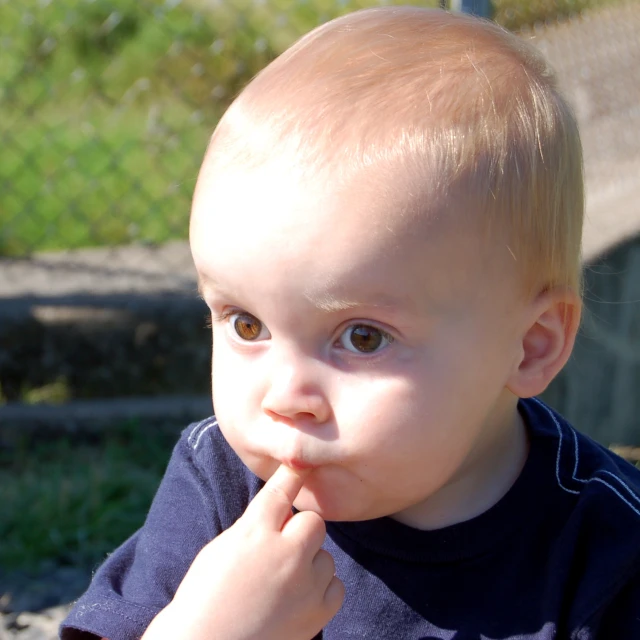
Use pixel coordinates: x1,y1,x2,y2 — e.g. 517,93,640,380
261,350,331,425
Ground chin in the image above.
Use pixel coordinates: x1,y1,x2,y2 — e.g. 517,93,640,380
294,496,350,522
293,483,372,523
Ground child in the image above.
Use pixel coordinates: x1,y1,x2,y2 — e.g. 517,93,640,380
61,7,640,639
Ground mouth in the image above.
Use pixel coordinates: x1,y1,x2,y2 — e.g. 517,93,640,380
283,457,318,472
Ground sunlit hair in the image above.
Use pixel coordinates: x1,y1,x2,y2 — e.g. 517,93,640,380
205,7,584,296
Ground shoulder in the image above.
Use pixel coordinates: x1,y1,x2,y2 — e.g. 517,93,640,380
520,398,640,633
521,397,640,520
183,414,222,452
172,415,264,528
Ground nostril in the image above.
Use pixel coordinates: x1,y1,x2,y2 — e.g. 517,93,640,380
263,408,293,425
263,408,317,426
261,378,331,424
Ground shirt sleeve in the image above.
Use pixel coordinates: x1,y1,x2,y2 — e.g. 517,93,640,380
60,417,261,640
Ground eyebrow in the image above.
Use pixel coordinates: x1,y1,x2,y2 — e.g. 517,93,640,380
196,274,227,299
197,274,417,316
304,291,417,315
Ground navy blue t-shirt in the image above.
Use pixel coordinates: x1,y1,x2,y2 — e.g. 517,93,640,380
60,398,640,639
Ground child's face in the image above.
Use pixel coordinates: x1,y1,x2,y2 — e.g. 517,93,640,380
191,156,527,527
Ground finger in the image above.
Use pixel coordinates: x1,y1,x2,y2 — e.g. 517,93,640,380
312,549,336,588
281,510,326,555
243,463,310,531
324,575,345,618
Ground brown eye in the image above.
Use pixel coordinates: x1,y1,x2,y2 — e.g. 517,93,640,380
340,324,393,354
232,313,265,341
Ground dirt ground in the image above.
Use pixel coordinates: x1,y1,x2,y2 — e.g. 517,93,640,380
0,566,89,639
0,606,71,640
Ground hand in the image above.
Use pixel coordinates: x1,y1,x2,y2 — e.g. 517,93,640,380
142,464,344,640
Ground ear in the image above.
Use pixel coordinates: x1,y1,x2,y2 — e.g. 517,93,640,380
506,288,582,398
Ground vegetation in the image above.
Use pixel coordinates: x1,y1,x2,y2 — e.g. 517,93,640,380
0,0,621,255
0,420,177,571
492,0,616,30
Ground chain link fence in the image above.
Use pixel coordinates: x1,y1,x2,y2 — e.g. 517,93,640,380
1,0,639,443
0,0,633,256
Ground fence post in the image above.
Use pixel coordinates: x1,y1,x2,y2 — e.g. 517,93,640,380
449,0,492,18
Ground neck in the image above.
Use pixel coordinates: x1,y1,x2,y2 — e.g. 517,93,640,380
392,396,529,530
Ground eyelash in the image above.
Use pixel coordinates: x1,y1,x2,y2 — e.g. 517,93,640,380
212,309,239,325
208,307,395,356
205,308,235,328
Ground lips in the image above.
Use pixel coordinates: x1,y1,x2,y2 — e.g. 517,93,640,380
284,457,318,471
274,440,318,471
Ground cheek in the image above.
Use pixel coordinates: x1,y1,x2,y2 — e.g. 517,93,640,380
333,372,430,461
211,353,264,469
211,343,255,424
212,331,255,388
333,343,493,456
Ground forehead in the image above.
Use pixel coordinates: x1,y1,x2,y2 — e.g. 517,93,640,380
193,161,397,251
190,158,512,312
192,152,454,252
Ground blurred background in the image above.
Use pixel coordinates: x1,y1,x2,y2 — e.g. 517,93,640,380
0,0,639,636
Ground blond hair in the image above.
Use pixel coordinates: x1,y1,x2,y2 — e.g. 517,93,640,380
208,7,584,296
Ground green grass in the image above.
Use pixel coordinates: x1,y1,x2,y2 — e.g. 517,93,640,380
0,0,623,255
0,421,178,571
492,0,620,30
1,100,206,253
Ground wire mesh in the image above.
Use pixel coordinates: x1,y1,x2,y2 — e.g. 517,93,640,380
1,0,637,256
